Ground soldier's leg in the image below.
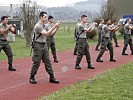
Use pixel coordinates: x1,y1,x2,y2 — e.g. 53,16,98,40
42,46,53,75
75,40,85,68
51,42,57,60
30,46,42,77
122,35,129,55
113,34,119,47
96,38,107,62
3,44,16,71
3,44,13,66
46,42,50,51
110,33,113,41
129,37,133,54
85,43,94,69
42,46,59,83
95,35,101,50
107,42,115,61
0,44,2,53
74,41,78,55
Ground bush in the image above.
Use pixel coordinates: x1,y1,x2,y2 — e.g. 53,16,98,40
119,26,124,34
86,29,97,39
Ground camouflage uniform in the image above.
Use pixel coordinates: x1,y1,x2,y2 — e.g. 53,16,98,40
122,23,133,54
75,23,92,67
73,22,80,55
45,23,58,61
0,23,13,67
110,24,119,47
95,23,104,50
30,22,53,77
97,25,114,60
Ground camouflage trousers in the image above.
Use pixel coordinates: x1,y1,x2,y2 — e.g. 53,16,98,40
30,42,53,76
122,34,133,53
95,33,102,49
0,40,13,66
110,32,118,46
97,37,114,59
46,36,57,59
76,38,91,66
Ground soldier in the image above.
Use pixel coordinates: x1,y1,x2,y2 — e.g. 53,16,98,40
95,19,105,51
73,18,81,55
75,15,95,70
122,18,133,55
30,12,60,84
0,16,16,71
96,19,120,62
45,16,59,63
110,21,119,47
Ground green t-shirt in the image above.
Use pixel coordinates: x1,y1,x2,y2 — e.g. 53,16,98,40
34,22,47,43
0,23,9,40
77,23,87,39
102,25,111,38
124,23,132,35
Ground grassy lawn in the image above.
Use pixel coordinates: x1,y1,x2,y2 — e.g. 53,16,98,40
39,63,133,100
0,22,124,61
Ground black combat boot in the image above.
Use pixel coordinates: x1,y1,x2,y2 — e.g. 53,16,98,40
88,63,95,69
131,51,133,55
75,64,81,69
96,55,103,62
95,48,100,51
73,52,77,55
8,65,16,71
110,58,116,62
49,74,59,83
54,59,59,63
122,48,128,55
116,45,119,47
96,58,103,62
122,51,128,55
54,56,59,63
29,75,37,84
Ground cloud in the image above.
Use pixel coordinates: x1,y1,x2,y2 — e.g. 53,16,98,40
0,0,87,7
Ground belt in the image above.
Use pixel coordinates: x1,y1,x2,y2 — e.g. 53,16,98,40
78,38,86,40
0,39,7,41
34,41,45,44
103,37,109,39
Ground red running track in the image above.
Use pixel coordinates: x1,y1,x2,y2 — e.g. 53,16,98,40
0,42,133,100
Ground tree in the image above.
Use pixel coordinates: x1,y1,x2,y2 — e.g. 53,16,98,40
101,0,117,21
20,0,39,47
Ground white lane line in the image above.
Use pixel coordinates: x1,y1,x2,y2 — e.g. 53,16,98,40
0,77,46,92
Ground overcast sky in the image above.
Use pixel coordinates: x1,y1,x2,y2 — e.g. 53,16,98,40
0,0,88,7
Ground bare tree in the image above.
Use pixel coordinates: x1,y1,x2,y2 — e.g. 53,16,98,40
101,0,117,21
20,0,38,47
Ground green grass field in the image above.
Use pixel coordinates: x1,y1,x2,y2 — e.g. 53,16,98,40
39,63,133,100
0,22,123,61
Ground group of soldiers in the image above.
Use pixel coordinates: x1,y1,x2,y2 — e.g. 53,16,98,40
0,11,133,84
74,16,133,70
0,12,60,84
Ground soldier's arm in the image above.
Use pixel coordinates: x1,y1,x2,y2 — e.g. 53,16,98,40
89,26,96,32
114,26,120,32
108,25,119,31
41,23,59,36
9,24,17,34
50,26,60,36
86,23,97,33
129,25,133,29
0,25,11,34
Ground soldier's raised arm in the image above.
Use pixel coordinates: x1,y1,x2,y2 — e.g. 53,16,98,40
41,23,60,36
0,25,11,34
